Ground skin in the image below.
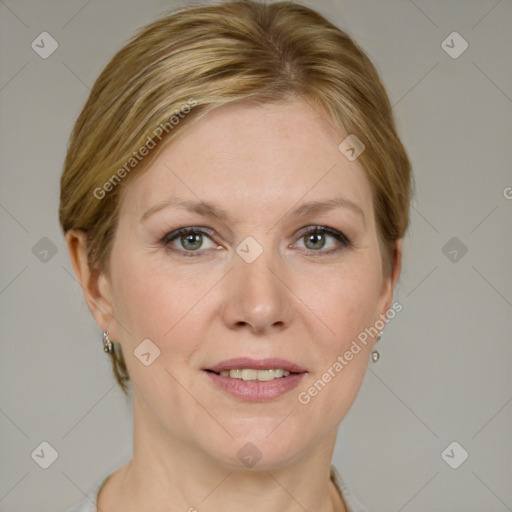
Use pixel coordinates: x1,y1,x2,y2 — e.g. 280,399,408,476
66,97,401,512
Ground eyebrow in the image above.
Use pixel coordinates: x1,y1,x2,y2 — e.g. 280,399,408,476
140,196,366,226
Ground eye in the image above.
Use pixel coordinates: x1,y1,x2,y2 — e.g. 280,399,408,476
162,227,218,256
161,225,352,258
294,226,352,255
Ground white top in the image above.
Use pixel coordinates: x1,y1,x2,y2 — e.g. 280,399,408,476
67,465,368,512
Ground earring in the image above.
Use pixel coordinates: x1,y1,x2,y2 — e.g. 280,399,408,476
371,331,382,363
102,331,113,353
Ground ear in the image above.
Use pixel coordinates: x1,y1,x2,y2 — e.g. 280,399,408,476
376,238,402,325
65,229,119,342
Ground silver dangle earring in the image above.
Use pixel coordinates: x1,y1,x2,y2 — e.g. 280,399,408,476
102,330,113,353
371,331,382,363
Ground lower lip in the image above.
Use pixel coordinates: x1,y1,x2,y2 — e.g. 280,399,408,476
204,371,306,402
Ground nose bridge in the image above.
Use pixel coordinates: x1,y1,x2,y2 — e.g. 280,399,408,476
236,237,282,306
222,235,291,332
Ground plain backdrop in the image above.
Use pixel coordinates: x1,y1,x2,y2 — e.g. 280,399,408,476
1,1,511,511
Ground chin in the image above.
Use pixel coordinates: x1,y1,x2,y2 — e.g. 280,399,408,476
201,420,311,471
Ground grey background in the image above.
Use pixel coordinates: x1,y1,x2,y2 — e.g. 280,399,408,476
1,0,511,511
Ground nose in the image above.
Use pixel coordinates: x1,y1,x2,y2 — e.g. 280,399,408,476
220,245,294,335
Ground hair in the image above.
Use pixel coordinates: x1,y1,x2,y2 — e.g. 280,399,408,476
59,0,414,395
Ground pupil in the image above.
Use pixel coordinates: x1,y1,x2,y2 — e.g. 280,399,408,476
183,233,201,250
307,233,324,249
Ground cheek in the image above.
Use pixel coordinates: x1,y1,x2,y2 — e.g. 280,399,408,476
293,258,381,420
110,255,211,429
110,250,214,366
112,245,184,335
308,259,382,354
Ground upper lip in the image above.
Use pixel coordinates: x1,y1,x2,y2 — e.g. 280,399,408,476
206,357,307,373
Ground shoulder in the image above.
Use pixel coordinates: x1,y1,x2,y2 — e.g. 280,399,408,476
66,474,111,512
330,465,369,512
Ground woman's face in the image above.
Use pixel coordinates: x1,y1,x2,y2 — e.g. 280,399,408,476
101,98,399,468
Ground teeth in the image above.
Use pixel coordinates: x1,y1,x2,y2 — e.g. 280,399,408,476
241,369,258,381
256,369,275,381
217,369,291,381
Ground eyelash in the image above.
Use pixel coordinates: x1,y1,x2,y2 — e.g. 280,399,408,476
161,226,352,258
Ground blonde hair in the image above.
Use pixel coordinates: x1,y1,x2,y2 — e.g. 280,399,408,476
59,0,413,395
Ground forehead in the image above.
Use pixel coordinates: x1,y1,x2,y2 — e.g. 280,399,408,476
121,97,373,221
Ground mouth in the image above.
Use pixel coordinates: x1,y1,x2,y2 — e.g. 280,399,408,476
205,357,307,377
203,357,307,401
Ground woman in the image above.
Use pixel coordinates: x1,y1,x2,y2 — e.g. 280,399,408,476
60,1,412,510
